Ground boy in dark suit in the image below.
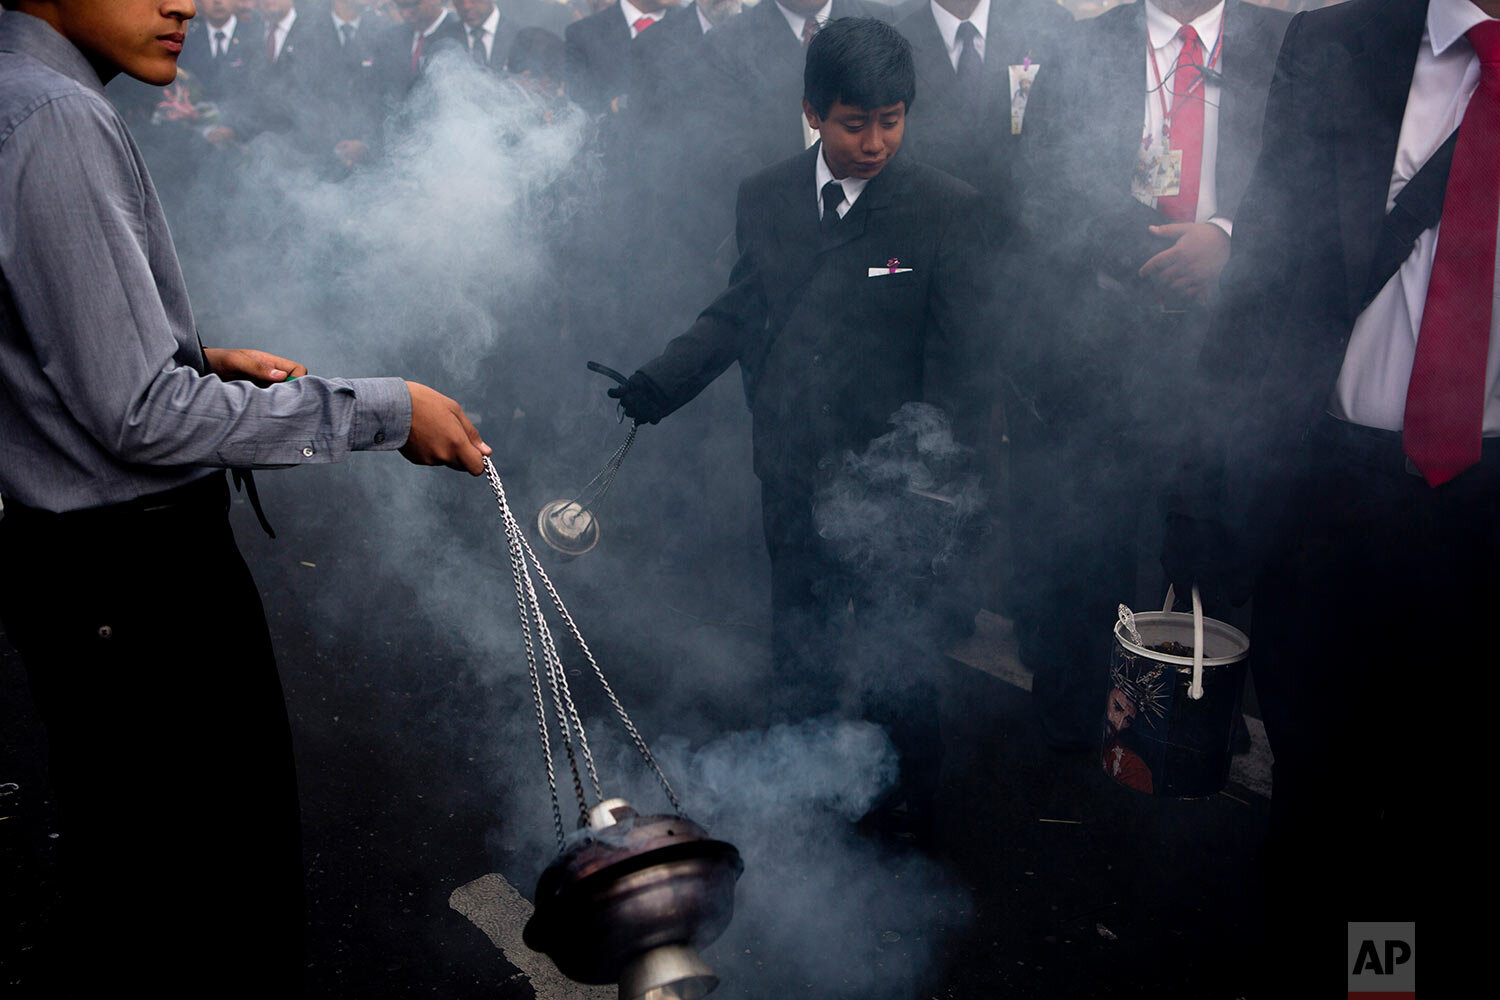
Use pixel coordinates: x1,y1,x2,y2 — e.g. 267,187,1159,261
609,16,992,836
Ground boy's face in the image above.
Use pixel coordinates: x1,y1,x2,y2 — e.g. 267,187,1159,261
39,0,195,85
802,98,906,181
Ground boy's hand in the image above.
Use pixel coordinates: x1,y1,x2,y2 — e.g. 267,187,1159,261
607,372,672,425
204,348,308,385
400,382,491,475
1139,223,1231,308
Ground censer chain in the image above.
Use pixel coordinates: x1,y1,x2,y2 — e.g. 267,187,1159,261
565,423,637,516
484,457,680,844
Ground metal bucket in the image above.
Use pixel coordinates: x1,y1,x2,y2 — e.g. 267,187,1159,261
1102,587,1250,798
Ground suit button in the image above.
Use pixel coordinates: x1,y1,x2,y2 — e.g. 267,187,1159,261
812,354,822,365
374,432,385,444
302,446,315,457
820,404,831,415
97,625,113,639
817,458,832,471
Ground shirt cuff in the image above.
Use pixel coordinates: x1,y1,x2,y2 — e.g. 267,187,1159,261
1208,216,1233,238
348,377,411,452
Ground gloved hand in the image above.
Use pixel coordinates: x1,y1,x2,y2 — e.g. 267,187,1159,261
606,371,673,425
1160,512,1253,612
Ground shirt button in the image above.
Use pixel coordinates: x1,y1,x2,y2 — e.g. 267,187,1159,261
820,404,831,415
374,432,385,444
302,446,315,457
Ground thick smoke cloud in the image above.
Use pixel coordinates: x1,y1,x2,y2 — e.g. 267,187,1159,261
157,46,970,998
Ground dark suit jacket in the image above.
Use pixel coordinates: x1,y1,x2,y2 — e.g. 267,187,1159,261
564,3,634,113
1011,0,1289,426
896,0,1072,226
638,145,992,489
458,11,524,73
1182,0,1434,548
373,10,467,101
281,8,389,148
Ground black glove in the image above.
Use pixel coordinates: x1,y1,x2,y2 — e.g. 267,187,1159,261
606,371,673,425
1160,512,1253,612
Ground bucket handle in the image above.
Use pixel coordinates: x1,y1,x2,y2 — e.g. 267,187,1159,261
1161,584,1206,701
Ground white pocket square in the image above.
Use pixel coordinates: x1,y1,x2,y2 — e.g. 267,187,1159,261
867,267,914,277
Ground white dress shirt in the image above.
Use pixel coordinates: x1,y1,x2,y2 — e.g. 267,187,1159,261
1334,0,1500,434
697,3,715,34
267,8,297,62
1143,0,1229,232
208,15,239,58
929,0,990,72
621,0,667,39
815,143,871,219
469,4,501,61
778,1,833,42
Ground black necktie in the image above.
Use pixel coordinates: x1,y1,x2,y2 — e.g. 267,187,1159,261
339,23,355,48
214,29,227,58
955,21,982,104
470,26,488,64
821,180,844,235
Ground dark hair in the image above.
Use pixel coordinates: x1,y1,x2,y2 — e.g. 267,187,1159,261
507,27,565,81
803,17,916,118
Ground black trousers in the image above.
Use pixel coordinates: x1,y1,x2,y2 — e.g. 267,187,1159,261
0,474,304,995
1250,419,1498,976
760,480,943,807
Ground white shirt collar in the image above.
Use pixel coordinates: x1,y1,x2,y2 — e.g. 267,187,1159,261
778,1,833,43
697,3,714,34
929,0,990,51
621,0,667,33
478,5,501,36
271,8,297,37
331,10,362,32
1428,0,1496,57
1145,0,1224,53
209,14,238,41
814,143,871,216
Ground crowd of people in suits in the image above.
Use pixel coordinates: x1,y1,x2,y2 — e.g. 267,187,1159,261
47,0,1472,977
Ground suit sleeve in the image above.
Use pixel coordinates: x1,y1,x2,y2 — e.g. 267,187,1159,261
637,181,769,413
923,191,996,454
564,24,603,113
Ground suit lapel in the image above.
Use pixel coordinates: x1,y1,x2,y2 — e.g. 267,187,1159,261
773,147,827,292
1335,0,1427,319
820,156,907,255
1105,2,1147,185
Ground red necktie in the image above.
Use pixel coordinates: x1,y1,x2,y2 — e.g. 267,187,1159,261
1403,20,1500,487
411,32,424,72
1156,25,1205,223
802,16,818,50
633,16,656,35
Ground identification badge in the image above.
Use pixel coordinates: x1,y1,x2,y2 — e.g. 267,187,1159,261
1132,132,1181,206
1008,61,1040,135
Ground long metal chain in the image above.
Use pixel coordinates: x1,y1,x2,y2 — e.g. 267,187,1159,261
483,456,680,846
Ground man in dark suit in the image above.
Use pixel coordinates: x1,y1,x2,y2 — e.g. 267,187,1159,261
178,0,262,102
288,0,389,167
564,0,681,113
454,0,524,73
374,0,466,101
895,0,1071,227
1006,0,1290,749
609,18,993,836
1167,0,1498,969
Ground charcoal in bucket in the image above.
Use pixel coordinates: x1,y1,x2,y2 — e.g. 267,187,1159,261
1102,587,1250,798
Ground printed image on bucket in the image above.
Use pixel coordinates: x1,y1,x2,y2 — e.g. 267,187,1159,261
1102,588,1250,798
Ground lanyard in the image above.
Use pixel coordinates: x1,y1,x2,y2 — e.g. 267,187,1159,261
1148,24,1224,127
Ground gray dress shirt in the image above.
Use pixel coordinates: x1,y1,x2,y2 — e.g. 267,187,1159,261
0,12,411,512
